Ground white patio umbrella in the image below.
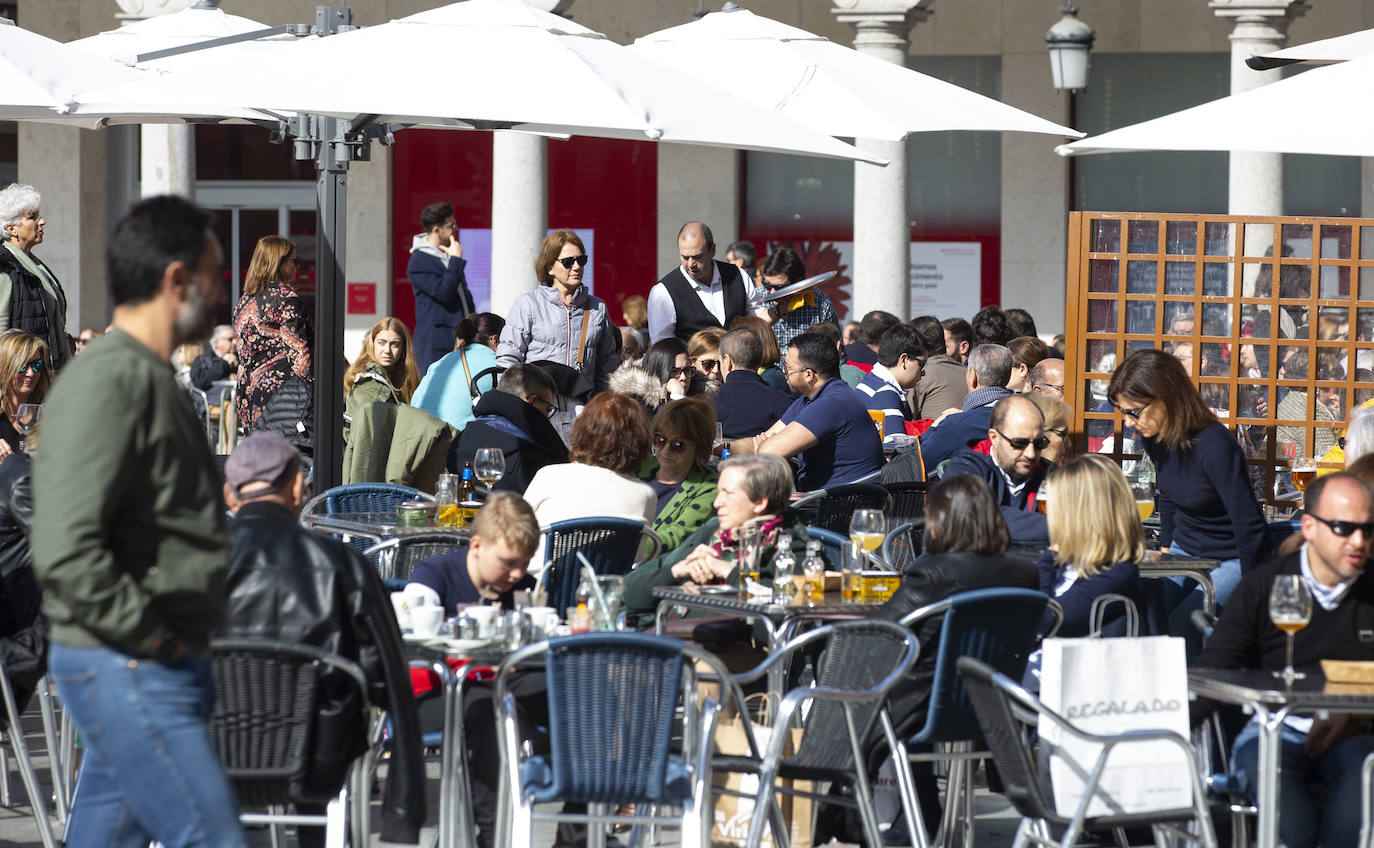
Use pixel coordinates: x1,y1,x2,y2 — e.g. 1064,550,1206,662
1058,53,1374,158
1250,27,1374,68
66,4,292,67
70,0,883,164
0,23,151,125
630,5,1082,141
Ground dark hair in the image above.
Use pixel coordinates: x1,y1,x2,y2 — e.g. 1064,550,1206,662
455,312,505,350
876,323,924,368
1346,455,1374,490
535,229,586,285
107,195,212,308
1106,348,1217,449
720,327,763,371
420,201,454,232
806,321,841,344
1004,308,1038,339
642,338,688,385
677,221,714,250
941,317,972,351
1007,335,1052,370
970,306,1012,348
924,474,1011,556
569,392,652,475
652,398,716,465
788,332,839,379
857,311,902,346
729,314,782,366
910,315,946,358
1305,470,1372,514
725,240,755,267
497,363,556,405
761,247,806,284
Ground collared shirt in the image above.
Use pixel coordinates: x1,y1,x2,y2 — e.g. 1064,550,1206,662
856,362,912,442
779,376,885,492
647,263,763,343
1300,542,1357,611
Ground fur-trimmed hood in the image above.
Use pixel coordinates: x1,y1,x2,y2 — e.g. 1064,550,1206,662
609,362,666,412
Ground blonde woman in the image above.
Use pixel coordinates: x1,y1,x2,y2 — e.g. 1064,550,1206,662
343,317,420,443
1039,453,1146,636
232,235,311,430
687,326,726,386
0,329,50,461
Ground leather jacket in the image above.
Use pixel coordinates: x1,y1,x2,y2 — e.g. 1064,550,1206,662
221,501,425,844
870,550,1038,744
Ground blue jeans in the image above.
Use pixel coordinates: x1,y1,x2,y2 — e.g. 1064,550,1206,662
1230,719,1374,848
1164,542,1243,659
49,643,247,848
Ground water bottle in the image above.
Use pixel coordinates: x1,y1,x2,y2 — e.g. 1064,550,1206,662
802,540,825,604
772,536,796,599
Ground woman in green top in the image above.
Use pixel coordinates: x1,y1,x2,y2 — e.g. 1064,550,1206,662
0,184,70,372
343,317,420,443
623,453,817,628
641,398,719,552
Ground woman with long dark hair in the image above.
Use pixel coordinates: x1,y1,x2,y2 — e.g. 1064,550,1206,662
412,312,505,431
1106,348,1267,615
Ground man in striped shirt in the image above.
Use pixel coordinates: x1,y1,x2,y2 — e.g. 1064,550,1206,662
856,323,926,442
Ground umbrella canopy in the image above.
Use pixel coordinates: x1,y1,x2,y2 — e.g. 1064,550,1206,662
1058,54,1374,158
630,5,1082,142
1250,27,1374,68
0,24,150,124
67,5,289,66
71,0,883,164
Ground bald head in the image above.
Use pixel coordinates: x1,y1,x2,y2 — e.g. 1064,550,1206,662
988,394,1045,482
1029,358,1065,398
677,221,716,285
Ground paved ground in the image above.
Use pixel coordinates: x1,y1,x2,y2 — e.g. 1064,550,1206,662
0,705,1022,847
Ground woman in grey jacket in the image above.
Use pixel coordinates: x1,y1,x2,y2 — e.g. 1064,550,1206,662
495,230,619,396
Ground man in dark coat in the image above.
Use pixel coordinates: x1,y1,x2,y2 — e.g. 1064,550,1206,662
447,364,568,493
942,395,1050,547
407,201,475,374
712,327,792,439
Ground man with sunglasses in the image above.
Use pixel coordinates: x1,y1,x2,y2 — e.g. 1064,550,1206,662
648,221,762,345
943,394,1049,546
1196,472,1374,848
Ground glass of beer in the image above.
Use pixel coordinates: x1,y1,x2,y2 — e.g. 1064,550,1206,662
1132,479,1156,522
735,523,761,599
1035,480,1050,516
849,509,886,555
1292,457,1317,493
1268,574,1312,684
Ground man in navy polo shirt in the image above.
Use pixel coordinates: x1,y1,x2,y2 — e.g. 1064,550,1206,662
731,332,884,492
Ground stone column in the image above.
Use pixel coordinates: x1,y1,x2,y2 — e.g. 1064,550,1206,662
1209,0,1309,216
115,0,201,199
490,133,548,317
833,1,932,322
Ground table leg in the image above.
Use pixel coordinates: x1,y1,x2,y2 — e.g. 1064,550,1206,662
451,669,479,848
1254,706,1289,848
437,662,458,848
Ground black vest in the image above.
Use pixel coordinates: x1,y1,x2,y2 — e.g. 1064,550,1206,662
0,247,69,372
657,261,748,344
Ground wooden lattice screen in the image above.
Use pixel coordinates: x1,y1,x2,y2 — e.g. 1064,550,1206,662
1065,211,1374,505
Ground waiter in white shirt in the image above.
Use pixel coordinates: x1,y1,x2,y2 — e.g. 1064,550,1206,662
648,221,765,344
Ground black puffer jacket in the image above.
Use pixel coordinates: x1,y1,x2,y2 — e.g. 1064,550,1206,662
447,389,568,493
0,247,70,372
221,501,425,844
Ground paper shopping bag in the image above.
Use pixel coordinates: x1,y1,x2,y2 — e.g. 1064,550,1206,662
1039,636,1192,818
710,717,812,848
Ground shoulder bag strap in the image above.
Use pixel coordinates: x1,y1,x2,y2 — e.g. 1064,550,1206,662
575,308,591,368
460,348,473,391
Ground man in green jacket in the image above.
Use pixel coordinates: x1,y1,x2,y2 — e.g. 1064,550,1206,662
31,196,246,846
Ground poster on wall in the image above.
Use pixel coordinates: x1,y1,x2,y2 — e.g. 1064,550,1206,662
766,240,981,323
458,228,595,313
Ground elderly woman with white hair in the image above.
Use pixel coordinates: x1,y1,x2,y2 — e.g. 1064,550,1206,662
0,184,70,372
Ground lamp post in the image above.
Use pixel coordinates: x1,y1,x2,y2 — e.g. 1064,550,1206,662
1046,5,1093,210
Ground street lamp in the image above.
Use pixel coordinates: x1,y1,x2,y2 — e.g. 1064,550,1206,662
1045,5,1095,93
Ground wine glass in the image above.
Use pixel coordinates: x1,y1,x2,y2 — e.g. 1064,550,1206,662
1269,574,1313,684
14,403,40,454
473,448,505,489
713,422,725,457
849,509,885,554
734,523,761,598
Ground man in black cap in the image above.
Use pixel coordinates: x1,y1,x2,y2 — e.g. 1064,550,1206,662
219,433,426,845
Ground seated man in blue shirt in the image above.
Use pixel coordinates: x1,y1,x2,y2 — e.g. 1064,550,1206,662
856,322,925,443
919,343,1015,468
729,332,884,492
404,493,541,848
943,394,1049,547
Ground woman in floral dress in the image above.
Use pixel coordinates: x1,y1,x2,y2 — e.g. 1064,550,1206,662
232,236,312,432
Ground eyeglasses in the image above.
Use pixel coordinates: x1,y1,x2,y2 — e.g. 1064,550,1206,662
780,361,813,377
653,433,689,453
557,254,590,269
1034,382,1065,394
993,428,1049,452
1308,513,1374,538
18,359,43,375
697,359,718,373
529,395,560,418
1115,400,1151,420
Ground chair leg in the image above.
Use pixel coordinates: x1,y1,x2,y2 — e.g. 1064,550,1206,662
266,805,283,848
36,682,66,827
0,667,56,848
878,707,926,848
0,739,10,807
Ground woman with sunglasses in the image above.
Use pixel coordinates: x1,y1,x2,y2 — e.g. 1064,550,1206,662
608,338,703,415
0,330,50,461
687,327,725,387
639,398,720,552
495,230,619,406
1107,349,1268,622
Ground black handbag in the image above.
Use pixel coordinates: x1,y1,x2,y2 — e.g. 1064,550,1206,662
255,375,315,457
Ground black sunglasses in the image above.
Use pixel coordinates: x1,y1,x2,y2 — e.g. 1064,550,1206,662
557,254,589,269
1115,401,1150,420
993,428,1049,452
1309,514,1374,538
697,359,718,373
653,433,689,453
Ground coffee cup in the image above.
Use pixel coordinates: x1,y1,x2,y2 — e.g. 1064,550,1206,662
466,605,500,638
389,592,413,631
411,605,445,638
525,606,560,638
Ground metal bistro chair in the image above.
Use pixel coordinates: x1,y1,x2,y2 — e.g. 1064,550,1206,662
495,632,738,848
881,520,925,573
535,518,662,618
883,481,929,523
792,482,890,535
363,533,466,585
712,619,920,848
0,655,58,848
301,482,427,552
209,638,375,848
894,588,1062,848
956,657,1217,848
804,525,848,571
